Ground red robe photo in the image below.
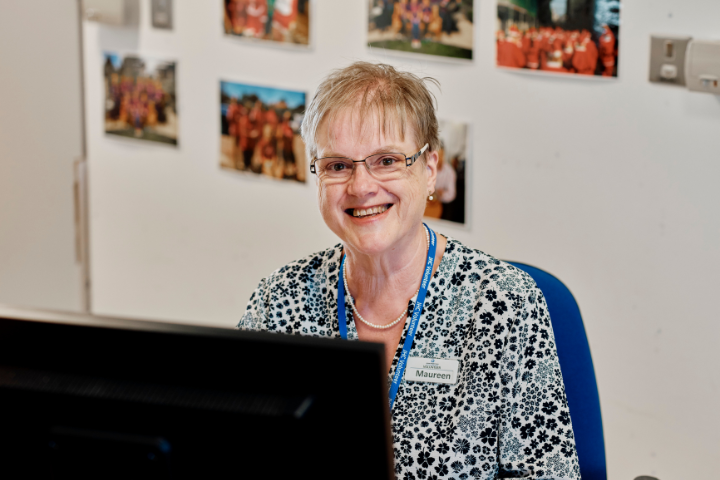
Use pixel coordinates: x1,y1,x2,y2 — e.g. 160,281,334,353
273,0,297,29
497,39,526,69
599,27,617,76
572,37,598,75
245,0,267,37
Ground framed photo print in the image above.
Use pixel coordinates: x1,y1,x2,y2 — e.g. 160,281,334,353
103,53,178,146
496,0,620,78
424,120,468,225
223,0,310,47
220,80,307,183
368,0,474,61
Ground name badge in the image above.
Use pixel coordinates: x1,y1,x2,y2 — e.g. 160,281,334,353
405,357,459,385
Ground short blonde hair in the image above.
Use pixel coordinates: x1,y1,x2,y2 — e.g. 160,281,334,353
301,62,440,161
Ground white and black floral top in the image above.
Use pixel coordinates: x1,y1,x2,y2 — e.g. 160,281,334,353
239,236,581,480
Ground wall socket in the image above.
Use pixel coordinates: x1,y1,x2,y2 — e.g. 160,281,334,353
649,35,692,86
686,40,720,94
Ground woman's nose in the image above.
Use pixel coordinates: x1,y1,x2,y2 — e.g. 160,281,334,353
346,162,378,197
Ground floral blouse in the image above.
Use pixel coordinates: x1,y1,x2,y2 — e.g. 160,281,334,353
239,236,581,480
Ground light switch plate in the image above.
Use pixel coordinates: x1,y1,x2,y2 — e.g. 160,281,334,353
151,0,173,30
649,35,692,86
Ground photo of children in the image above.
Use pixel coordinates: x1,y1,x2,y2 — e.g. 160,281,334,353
496,0,620,77
424,120,467,225
220,81,306,183
223,0,310,46
368,0,474,60
103,53,177,145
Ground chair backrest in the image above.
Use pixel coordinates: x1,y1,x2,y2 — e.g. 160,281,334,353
507,262,607,480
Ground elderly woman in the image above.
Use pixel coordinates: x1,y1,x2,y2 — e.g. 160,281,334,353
239,62,580,480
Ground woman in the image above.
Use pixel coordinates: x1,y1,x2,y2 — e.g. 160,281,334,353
239,62,580,480
277,110,297,178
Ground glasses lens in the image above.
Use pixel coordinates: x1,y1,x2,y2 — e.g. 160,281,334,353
315,158,354,180
366,153,406,179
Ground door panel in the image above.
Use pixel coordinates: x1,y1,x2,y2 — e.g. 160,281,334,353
0,0,85,311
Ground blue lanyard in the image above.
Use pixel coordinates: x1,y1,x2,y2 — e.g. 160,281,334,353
338,224,437,411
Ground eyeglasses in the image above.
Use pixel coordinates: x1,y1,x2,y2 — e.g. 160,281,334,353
310,143,429,184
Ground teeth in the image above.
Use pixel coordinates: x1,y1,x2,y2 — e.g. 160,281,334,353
353,205,388,217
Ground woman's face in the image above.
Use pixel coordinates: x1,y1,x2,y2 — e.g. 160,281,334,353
315,111,438,256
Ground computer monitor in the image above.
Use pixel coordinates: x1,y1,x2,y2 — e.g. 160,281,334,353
0,306,393,479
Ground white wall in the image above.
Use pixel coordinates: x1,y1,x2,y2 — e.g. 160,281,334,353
0,0,84,312
82,1,720,479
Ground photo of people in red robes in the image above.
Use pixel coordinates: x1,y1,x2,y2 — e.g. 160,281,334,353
496,0,620,78
103,53,177,145
424,120,467,225
220,81,306,183
368,0,474,60
223,0,309,46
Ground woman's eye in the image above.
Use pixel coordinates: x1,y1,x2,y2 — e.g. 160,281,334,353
380,157,397,166
330,162,347,171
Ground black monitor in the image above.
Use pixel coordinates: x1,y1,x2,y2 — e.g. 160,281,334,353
0,306,393,479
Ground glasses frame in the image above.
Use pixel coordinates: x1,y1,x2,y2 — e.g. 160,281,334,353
310,143,429,179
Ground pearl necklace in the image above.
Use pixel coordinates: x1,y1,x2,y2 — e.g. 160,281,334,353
342,228,430,330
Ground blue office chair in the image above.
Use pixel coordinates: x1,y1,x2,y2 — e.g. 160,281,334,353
507,262,607,480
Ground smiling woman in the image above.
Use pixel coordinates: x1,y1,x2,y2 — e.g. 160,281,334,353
238,62,580,480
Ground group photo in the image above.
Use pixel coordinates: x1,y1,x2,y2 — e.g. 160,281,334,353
368,0,474,60
220,81,307,183
223,0,310,46
103,53,178,145
496,0,620,77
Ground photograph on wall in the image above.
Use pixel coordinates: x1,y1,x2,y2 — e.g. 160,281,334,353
220,81,307,183
103,53,178,145
424,120,467,225
223,0,310,47
368,0,474,60
496,0,620,77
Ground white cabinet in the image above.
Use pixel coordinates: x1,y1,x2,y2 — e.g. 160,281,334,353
0,0,86,312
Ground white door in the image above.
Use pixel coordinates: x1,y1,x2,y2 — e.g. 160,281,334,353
0,0,86,312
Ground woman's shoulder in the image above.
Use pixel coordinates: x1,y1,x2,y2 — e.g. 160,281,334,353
260,243,343,290
239,244,343,331
441,236,539,297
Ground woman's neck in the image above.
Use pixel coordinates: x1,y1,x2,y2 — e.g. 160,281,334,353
344,225,429,303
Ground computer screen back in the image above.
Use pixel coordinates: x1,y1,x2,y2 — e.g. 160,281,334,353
0,308,393,480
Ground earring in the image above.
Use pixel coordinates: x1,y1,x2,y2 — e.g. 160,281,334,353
428,191,435,201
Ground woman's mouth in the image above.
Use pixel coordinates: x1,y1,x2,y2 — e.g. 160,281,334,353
345,204,393,218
